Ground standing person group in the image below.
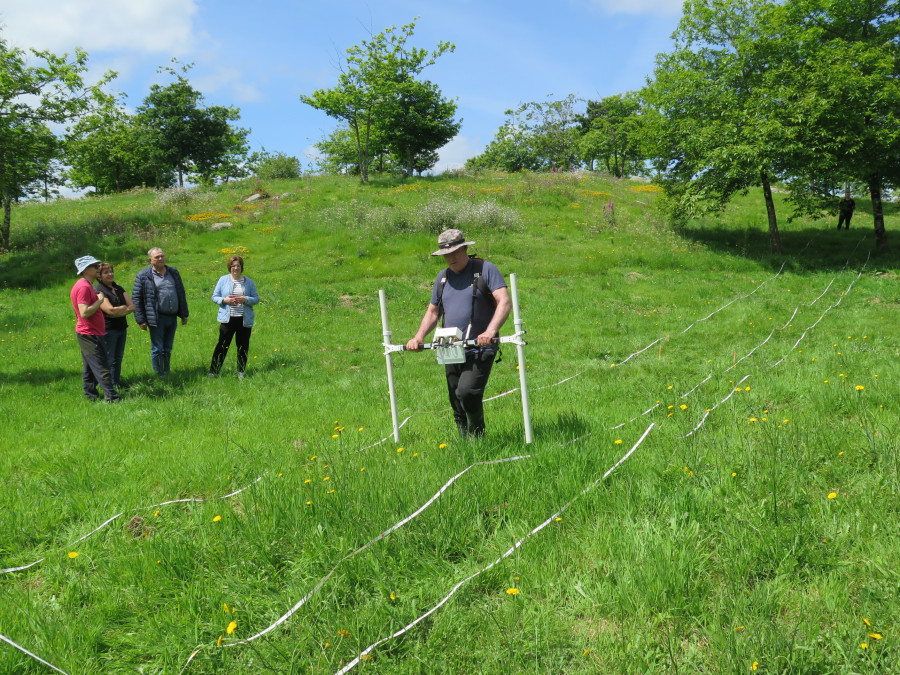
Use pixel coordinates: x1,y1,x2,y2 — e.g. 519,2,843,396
70,247,261,400
407,228,511,438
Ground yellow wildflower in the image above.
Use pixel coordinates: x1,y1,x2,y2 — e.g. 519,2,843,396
213,515,222,522
506,588,520,595
68,551,78,559
226,621,237,635
828,492,837,499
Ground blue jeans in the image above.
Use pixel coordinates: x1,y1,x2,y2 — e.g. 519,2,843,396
149,314,178,376
103,328,127,387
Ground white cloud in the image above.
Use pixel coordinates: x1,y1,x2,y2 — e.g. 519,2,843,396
0,0,199,54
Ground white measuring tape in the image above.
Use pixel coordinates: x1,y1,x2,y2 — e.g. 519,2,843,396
333,424,655,675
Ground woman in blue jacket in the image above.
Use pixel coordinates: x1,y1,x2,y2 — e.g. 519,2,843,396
208,255,259,378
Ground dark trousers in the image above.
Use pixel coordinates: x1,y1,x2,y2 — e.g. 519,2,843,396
103,328,127,387
837,212,853,229
210,317,252,374
149,314,178,376
76,333,119,401
445,349,496,437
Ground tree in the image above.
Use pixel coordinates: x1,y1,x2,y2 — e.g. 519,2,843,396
642,0,789,253
301,20,455,183
381,79,460,176
65,98,169,193
314,127,367,175
579,93,645,177
467,95,582,172
136,62,249,187
780,0,899,251
0,32,111,250
248,148,302,179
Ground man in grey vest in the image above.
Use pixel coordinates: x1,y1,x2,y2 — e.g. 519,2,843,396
407,229,511,438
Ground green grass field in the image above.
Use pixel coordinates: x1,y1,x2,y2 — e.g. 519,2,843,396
1,172,899,673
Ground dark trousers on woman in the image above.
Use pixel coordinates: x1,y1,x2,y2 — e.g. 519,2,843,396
103,328,127,387
210,316,252,375
76,333,120,401
444,349,496,438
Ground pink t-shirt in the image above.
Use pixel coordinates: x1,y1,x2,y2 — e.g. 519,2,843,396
71,278,106,335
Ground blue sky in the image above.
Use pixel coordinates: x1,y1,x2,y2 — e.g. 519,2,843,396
1,0,684,172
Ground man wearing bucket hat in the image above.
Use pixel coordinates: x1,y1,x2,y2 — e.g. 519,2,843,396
71,255,120,402
406,229,511,438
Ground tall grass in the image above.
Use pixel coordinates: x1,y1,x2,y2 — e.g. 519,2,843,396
1,173,898,673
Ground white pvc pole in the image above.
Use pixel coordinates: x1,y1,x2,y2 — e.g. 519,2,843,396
378,290,401,443
509,274,533,443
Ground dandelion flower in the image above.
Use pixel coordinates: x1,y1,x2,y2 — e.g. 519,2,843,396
68,551,79,559
667,385,673,390
154,510,160,517
439,443,447,449
506,588,520,595
360,467,365,472
304,478,312,484
390,592,396,601
856,385,865,391
614,439,623,444
224,603,229,612
680,404,687,410
863,618,872,627
828,492,837,499
327,489,335,494
213,515,222,522
734,626,744,631
745,386,751,391
751,662,758,670
555,517,562,522
397,447,404,453
361,654,373,662
217,635,223,647
732,472,737,477
323,476,330,481
306,500,312,505
583,648,592,656
358,427,364,431
861,643,868,649
869,633,883,640
337,629,351,637
331,434,339,438
226,621,237,635
749,417,758,422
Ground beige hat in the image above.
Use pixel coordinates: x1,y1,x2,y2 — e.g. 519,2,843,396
432,229,475,256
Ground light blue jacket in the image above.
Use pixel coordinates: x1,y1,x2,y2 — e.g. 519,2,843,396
212,275,260,327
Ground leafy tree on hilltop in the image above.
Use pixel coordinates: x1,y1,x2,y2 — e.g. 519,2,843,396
578,93,645,178
301,20,456,183
467,95,582,173
0,32,112,250
137,61,249,187
66,98,170,193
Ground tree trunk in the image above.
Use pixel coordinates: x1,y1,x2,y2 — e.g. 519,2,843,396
1,195,11,251
867,175,889,252
761,171,782,255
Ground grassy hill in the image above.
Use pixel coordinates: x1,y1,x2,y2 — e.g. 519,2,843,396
1,172,898,673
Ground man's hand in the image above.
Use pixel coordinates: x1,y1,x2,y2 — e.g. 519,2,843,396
476,331,496,347
405,338,424,351
181,317,189,326
139,323,148,331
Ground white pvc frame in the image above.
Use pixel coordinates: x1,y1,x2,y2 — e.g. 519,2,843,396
379,273,532,443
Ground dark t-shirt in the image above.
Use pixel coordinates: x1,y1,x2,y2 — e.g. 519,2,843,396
430,258,506,340
95,281,128,331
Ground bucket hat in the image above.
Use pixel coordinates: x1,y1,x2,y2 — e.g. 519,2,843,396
432,229,475,256
74,255,102,275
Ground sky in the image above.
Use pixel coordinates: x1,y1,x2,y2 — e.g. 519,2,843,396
0,0,685,173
